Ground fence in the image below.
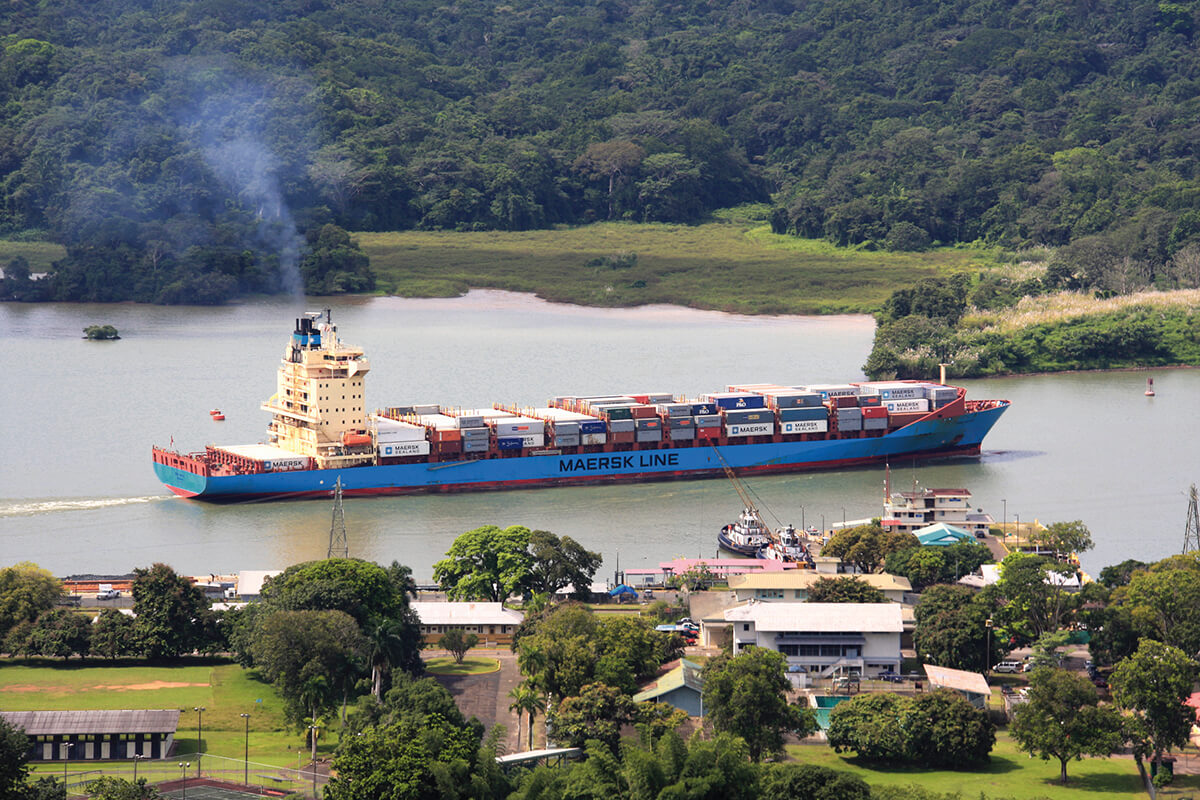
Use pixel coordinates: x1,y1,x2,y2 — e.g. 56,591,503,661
59,753,330,799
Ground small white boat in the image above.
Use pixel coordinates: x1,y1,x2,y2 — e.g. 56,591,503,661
718,507,771,556
757,524,813,564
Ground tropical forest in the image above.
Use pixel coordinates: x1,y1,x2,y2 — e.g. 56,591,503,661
2,0,1200,373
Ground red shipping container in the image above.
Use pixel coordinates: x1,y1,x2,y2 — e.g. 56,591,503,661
610,431,636,444
888,411,926,427
433,429,462,442
696,426,722,440
630,395,650,404
437,440,463,454
629,405,657,419
831,395,859,408
861,405,888,419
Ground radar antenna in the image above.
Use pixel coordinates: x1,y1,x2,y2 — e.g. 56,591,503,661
328,477,349,559
1184,483,1200,555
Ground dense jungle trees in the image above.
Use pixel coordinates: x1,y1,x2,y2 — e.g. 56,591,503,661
7,1,1200,302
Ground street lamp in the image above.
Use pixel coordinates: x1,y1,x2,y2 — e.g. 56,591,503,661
179,762,190,800
820,514,825,535
1001,499,1007,534
308,725,320,797
841,506,846,526
1015,513,1020,540
133,753,145,784
193,706,205,778
984,618,994,679
240,713,251,787
62,742,74,786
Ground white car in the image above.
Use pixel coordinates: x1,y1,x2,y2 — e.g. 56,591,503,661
992,660,1022,673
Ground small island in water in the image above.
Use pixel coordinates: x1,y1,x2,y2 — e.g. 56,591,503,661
83,325,120,340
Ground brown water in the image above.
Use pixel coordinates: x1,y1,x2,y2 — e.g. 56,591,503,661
0,292,1195,579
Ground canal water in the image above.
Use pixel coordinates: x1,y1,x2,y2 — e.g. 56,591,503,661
0,292,1195,579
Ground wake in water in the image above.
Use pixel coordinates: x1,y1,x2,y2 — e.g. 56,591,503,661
0,496,165,517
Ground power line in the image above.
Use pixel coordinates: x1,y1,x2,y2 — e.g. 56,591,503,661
1184,483,1199,554
327,477,348,559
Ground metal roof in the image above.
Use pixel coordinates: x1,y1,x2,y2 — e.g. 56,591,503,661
0,710,180,736
729,572,912,592
412,602,524,627
633,659,705,703
923,664,991,696
724,601,904,633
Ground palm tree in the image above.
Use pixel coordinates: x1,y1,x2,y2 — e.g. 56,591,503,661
365,617,409,701
508,681,546,751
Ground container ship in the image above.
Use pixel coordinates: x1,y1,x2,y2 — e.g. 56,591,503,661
151,311,1010,501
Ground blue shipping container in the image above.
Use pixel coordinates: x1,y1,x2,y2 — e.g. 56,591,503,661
712,395,765,410
779,407,828,422
580,421,607,434
690,403,717,416
497,437,524,450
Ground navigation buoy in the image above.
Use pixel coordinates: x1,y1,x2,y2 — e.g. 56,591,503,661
210,409,225,420
1145,378,1155,397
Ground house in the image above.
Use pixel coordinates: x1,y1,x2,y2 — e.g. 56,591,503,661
709,601,903,676
0,710,180,761
632,659,706,717
727,572,912,603
913,522,978,547
882,488,993,537
233,569,282,600
923,664,992,708
622,557,799,588
412,602,524,645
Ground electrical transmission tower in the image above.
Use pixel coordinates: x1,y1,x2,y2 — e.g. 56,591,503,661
327,477,348,559
1184,483,1200,555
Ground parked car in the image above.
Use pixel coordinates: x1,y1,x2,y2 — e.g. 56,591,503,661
876,670,905,683
96,588,120,600
993,660,1023,673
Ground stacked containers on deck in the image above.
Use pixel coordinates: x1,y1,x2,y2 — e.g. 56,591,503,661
654,402,695,441
533,407,598,448
929,385,959,409
778,405,828,435
723,406,775,438
693,408,722,440
589,401,635,444
371,415,431,458
492,415,546,450
415,413,465,454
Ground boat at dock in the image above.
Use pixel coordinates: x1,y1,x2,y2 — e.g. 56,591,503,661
757,525,814,565
151,311,1010,501
718,508,772,556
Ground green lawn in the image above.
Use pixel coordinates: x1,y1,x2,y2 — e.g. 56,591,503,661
425,656,501,675
788,730,1200,799
358,216,997,315
0,240,66,273
2,659,329,775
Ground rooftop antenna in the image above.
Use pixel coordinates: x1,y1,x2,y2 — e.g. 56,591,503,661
327,477,349,559
1184,484,1199,554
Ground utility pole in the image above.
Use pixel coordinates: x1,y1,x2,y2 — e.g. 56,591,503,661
1184,484,1200,554
327,477,348,559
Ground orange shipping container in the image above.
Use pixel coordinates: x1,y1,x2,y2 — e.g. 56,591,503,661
434,429,462,443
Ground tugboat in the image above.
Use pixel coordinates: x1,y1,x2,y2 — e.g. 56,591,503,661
718,507,772,556
758,524,814,565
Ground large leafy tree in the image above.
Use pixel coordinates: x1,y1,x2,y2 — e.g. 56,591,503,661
0,716,31,799
1121,558,1200,657
28,609,91,659
759,763,871,800
130,563,214,659
914,584,1004,672
260,558,410,625
701,648,818,762
90,609,137,660
1110,639,1198,793
1011,668,1125,784
526,530,602,598
249,609,368,724
822,524,917,574
828,689,994,767
806,576,887,603
434,525,534,602
0,562,62,643
983,553,1079,642
1030,520,1095,560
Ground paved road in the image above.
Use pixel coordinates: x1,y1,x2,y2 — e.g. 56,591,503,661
426,648,525,755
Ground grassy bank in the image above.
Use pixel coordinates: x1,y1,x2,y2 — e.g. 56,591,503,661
358,218,998,315
0,240,65,273
2,659,319,773
789,730,1197,798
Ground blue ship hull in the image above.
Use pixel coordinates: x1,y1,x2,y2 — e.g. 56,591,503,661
153,402,1008,501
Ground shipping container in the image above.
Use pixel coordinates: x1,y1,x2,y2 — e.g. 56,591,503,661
694,414,723,427
581,432,608,446
835,407,862,419
703,392,766,410
726,422,774,437
450,415,485,429
437,440,463,454
656,403,692,417
668,416,695,429
803,383,860,398
580,421,607,434
931,387,958,400
696,426,722,440
599,406,634,420
884,398,930,413
379,440,431,458
413,404,440,415
863,417,888,431
629,405,658,419
765,391,822,409
861,405,888,419
888,411,926,427
432,429,462,442
778,407,828,422
635,418,662,430
463,440,491,453
497,437,524,450
829,395,860,408
460,427,491,439
838,418,863,432
933,398,954,410
668,427,696,441
636,429,662,443
553,421,581,435
554,434,581,447
689,403,718,416
492,417,546,437
781,419,828,435
724,409,773,424
608,419,636,433
859,395,882,407
610,431,636,444
518,434,545,448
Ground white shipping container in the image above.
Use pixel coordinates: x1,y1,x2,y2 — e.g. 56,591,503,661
493,417,546,436
802,383,860,397
781,420,829,434
519,434,545,448
725,422,775,437
885,399,930,413
379,440,432,458
581,433,608,445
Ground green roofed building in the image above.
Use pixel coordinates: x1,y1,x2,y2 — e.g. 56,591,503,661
633,658,706,717
914,522,977,547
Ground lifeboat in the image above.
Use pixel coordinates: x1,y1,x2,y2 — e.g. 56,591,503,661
342,432,372,447
210,409,225,421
